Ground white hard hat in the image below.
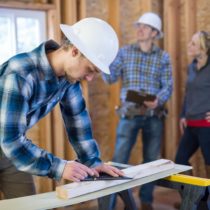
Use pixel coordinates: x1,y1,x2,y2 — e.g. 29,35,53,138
60,18,119,74
134,12,163,39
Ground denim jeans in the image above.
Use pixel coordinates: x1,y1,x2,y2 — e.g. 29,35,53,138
175,126,210,165
112,115,163,205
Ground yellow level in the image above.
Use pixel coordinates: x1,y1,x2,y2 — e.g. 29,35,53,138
165,174,210,186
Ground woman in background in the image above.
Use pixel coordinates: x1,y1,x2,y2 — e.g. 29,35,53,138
175,31,210,177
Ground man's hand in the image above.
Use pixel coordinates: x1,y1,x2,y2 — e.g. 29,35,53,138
62,161,94,182
91,163,124,177
179,118,187,135
206,112,210,122
144,98,158,109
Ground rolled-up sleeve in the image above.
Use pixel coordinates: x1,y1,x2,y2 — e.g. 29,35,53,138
157,52,173,105
102,49,123,84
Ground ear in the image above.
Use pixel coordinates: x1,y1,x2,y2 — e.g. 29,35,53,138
71,46,81,57
151,30,158,39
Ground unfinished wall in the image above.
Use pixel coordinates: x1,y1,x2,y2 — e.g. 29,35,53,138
1,0,210,198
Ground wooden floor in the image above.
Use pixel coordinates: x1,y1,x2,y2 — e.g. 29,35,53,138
62,186,181,210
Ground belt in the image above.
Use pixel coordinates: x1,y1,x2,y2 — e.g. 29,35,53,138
116,102,167,119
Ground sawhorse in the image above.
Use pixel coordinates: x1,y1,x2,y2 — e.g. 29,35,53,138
98,168,210,210
158,174,210,210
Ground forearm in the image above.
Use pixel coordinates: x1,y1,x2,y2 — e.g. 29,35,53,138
157,53,173,105
157,84,173,105
72,139,102,167
65,116,102,166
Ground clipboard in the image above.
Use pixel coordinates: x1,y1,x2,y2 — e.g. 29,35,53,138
81,172,133,181
126,90,156,105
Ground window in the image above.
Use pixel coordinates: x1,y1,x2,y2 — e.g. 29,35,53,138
0,8,46,64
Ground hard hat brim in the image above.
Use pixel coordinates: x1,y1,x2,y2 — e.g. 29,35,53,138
60,24,110,74
133,22,163,39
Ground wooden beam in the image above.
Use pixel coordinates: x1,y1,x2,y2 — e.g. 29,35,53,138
47,9,58,40
108,0,120,34
107,0,121,157
51,106,65,160
78,0,87,19
38,115,54,192
185,0,196,43
0,1,55,10
50,0,61,42
77,1,89,107
61,0,77,24
47,0,65,187
163,0,181,160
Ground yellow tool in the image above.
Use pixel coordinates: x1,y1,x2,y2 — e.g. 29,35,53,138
165,174,210,186
157,174,210,210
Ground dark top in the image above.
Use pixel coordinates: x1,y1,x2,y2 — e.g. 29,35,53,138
181,57,210,120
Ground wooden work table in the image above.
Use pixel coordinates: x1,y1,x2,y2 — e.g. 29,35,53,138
0,161,191,210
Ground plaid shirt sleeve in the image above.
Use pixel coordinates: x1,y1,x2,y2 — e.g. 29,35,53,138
157,52,173,105
102,49,123,84
0,73,66,180
59,83,102,167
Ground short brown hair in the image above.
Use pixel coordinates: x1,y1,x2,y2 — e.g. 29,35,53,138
61,37,73,51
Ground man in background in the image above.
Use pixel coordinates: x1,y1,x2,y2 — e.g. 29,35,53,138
102,12,173,210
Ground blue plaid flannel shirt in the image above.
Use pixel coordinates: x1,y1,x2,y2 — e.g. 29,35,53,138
0,40,101,180
103,43,173,105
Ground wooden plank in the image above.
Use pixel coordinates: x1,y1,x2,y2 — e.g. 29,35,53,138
0,161,191,210
56,159,175,199
0,1,55,10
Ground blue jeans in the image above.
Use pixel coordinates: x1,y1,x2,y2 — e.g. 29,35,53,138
175,126,210,165
112,115,163,205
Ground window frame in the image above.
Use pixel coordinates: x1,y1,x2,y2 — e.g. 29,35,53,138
0,8,47,64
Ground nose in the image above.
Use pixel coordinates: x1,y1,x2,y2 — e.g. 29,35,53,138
137,26,143,32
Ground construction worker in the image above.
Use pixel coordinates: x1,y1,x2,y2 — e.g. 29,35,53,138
0,17,123,199
175,31,210,178
102,12,173,210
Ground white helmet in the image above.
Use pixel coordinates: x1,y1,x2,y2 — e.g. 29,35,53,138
60,18,119,74
134,12,163,39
